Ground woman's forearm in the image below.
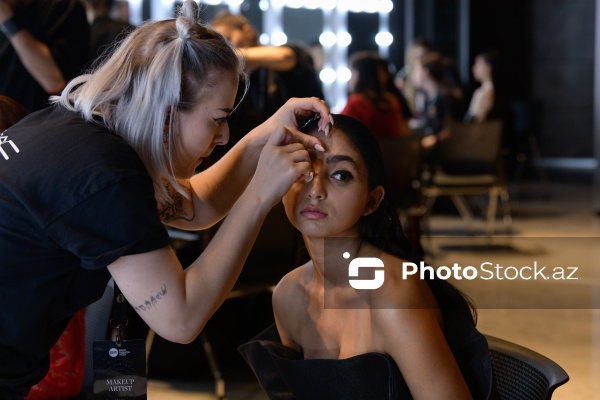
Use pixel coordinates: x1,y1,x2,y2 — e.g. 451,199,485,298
185,131,264,228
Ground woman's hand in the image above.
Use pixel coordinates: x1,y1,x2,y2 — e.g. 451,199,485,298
245,125,318,210
249,97,333,148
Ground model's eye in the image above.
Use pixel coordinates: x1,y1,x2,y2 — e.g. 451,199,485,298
214,117,228,126
331,170,353,182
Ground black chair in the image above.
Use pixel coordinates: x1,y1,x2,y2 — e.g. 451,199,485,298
485,335,569,400
420,119,512,235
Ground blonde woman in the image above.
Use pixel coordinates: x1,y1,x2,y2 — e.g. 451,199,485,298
0,1,332,397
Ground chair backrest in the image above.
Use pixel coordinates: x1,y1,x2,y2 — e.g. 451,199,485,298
437,120,504,175
485,335,569,400
376,135,422,209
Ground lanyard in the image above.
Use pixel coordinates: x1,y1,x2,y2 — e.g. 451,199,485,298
110,284,129,347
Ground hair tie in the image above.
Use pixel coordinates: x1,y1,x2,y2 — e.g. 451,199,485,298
176,18,192,41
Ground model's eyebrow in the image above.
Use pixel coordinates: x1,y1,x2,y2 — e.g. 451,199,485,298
326,154,358,168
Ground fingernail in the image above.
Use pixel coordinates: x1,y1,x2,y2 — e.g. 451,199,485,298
304,171,314,182
314,143,325,152
325,124,330,136
329,114,335,125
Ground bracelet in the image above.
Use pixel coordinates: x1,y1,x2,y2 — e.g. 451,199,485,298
0,16,23,39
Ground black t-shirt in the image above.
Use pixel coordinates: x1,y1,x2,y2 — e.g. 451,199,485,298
0,0,91,112
0,106,170,391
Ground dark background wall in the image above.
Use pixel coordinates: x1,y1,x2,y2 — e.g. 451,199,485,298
469,0,594,160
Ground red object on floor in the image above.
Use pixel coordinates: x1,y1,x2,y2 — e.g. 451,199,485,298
26,310,86,400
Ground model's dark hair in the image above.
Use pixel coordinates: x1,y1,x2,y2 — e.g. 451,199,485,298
332,115,417,259
301,114,477,325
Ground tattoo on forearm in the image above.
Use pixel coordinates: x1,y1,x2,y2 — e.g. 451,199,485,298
159,179,195,223
133,284,168,312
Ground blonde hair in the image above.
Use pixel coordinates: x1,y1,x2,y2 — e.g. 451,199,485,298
52,0,245,205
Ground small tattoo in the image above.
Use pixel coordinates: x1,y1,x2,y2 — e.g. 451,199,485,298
159,179,194,223
134,284,167,312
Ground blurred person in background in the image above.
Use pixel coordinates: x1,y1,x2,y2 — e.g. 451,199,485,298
341,51,410,138
396,37,465,121
395,37,433,117
464,49,510,123
210,12,324,138
0,0,90,112
83,0,134,63
410,51,453,150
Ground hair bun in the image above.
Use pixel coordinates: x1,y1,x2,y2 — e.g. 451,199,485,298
176,0,200,39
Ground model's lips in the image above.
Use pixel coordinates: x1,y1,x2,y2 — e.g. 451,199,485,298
300,206,327,219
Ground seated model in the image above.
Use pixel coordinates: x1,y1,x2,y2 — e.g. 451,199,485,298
239,114,496,399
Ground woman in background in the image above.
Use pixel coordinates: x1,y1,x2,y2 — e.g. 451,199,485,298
464,50,508,123
341,51,411,138
410,51,453,150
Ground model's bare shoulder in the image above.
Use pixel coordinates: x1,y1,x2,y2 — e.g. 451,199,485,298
272,264,308,308
369,252,438,310
272,264,310,350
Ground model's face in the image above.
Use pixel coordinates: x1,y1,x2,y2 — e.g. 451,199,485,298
171,71,238,178
282,128,382,238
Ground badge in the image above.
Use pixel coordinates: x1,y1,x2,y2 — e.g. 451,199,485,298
93,339,147,399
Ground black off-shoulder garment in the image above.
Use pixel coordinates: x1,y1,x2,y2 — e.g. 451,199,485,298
239,318,497,400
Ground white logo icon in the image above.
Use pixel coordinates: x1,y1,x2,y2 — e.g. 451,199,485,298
347,253,385,290
109,348,118,358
